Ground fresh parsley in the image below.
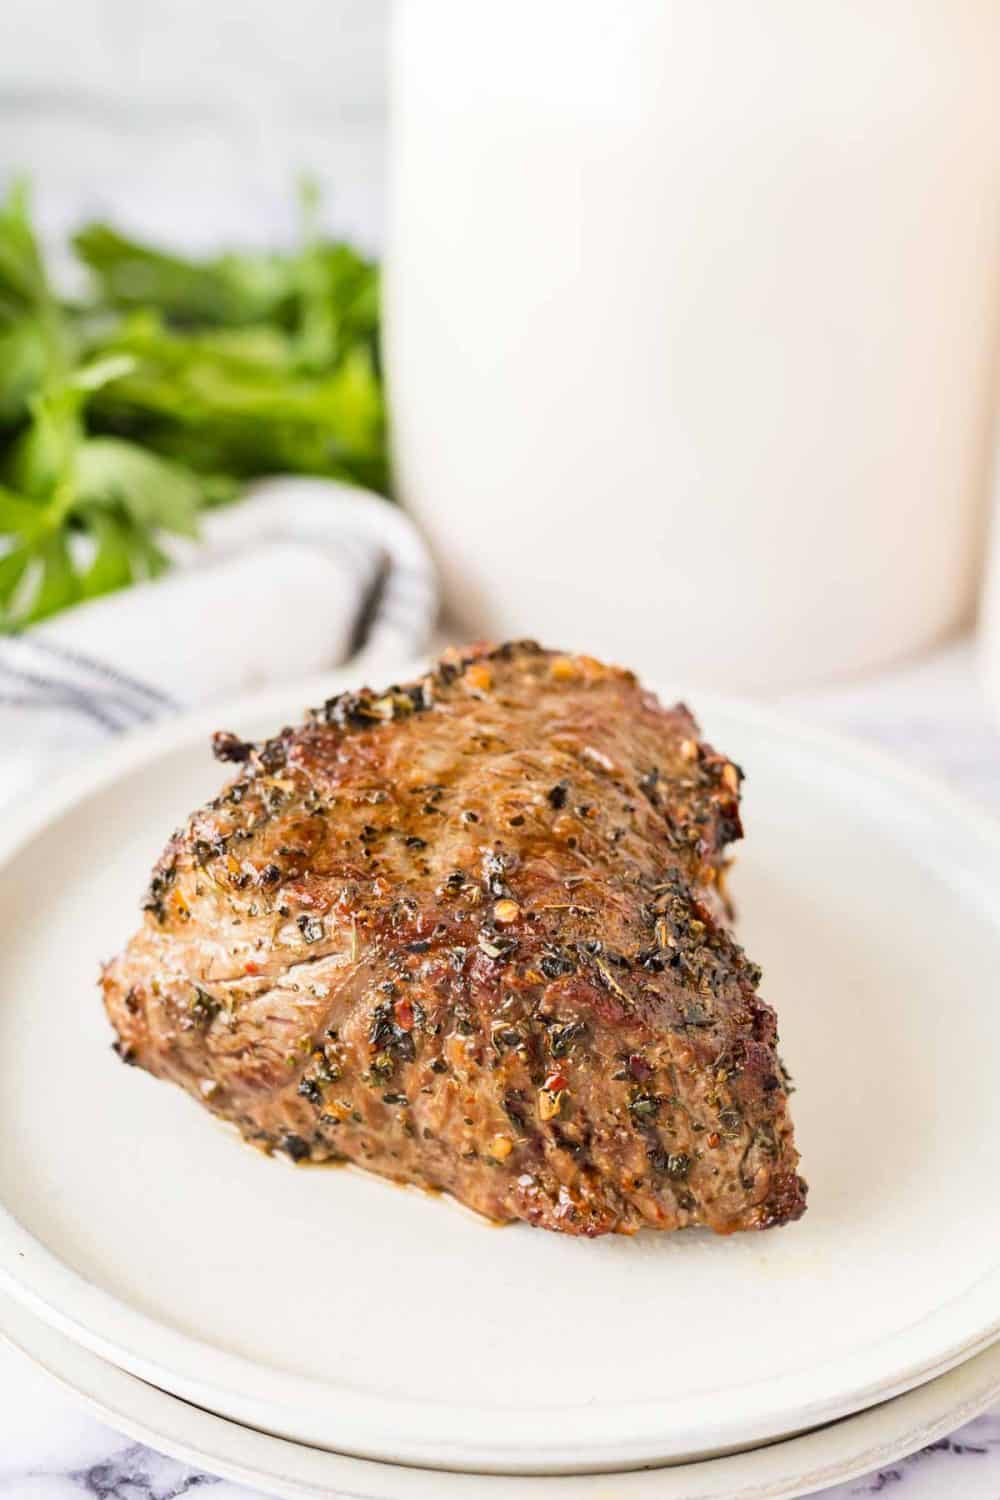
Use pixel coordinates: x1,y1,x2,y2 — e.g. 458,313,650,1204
0,178,387,626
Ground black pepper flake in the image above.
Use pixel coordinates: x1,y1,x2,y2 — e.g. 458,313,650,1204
549,1019,588,1057
628,1091,661,1123
396,1032,417,1063
492,1024,523,1051
483,851,513,898
551,1124,587,1158
212,729,253,763
718,812,742,845
369,1001,417,1063
282,1134,311,1162
297,914,325,944
405,680,434,712
320,682,434,730
259,863,281,886
257,736,288,772
540,946,576,980
503,1089,528,1128
189,987,221,1027
405,836,427,850
477,931,517,961
639,766,660,803
322,691,378,727
547,781,569,809
369,1003,394,1051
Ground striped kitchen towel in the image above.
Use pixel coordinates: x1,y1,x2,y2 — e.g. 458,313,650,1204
0,477,438,803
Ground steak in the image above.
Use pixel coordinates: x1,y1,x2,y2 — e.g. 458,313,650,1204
102,641,806,1236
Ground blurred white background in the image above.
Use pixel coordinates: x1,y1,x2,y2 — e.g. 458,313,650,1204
0,0,389,253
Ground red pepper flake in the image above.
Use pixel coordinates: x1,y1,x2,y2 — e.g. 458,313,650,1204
394,997,415,1031
544,1070,567,1094
628,1053,652,1081
244,961,260,975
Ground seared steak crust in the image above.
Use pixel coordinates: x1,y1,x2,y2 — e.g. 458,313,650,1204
103,641,806,1236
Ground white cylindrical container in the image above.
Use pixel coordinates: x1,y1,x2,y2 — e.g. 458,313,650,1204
979,428,1000,725
386,0,1000,690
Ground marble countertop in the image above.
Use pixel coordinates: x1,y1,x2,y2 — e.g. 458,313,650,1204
8,1342,995,1500
2,635,999,1500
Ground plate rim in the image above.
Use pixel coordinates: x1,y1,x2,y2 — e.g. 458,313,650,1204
1,665,999,1472
4,1289,1000,1500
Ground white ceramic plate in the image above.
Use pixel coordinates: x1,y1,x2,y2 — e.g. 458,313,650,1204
5,1290,1000,1500
0,671,998,1475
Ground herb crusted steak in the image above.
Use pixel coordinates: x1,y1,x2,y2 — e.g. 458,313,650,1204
102,642,806,1236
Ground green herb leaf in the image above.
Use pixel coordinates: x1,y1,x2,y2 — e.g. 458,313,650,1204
79,508,133,598
69,352,137,393
0,178,390,625
0,544,30,607
73,222,295,328
75,437,202,537
0,179,48,316
0,318,50,425
0,179,70,388
27,530,80,623
125,524,170,580
0,483,46,539
6,384,83,503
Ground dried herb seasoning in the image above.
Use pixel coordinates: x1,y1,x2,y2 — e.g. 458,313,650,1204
104,639,804,1238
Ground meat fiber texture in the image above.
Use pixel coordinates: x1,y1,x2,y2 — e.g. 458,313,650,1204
103,641,806,1237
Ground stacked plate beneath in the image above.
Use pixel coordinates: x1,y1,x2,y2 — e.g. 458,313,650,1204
3,1294,1000,1500
0,675,998,1495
